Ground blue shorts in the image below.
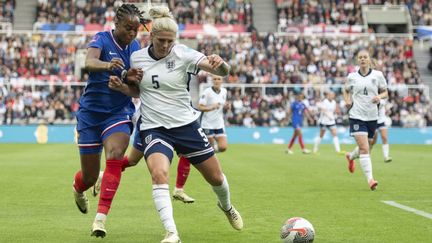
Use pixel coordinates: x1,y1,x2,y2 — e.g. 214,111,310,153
349,118,377,139
377,122,386,130
139,120,214,164
292,119,302,129
203,128,226,138
76,113,133,154
319,123,336,129
132,126,144,152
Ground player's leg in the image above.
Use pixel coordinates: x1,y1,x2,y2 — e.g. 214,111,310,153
193,156,243,230
74,125,103,214
74,153,101,214
380,128,392,162
330,126,341,153
147,150,180,242
92,122,131,238
313,126,325,153
287,127,298,154
355,120,378,190
214,132,228,152
173,156,195,203
297,128,310,154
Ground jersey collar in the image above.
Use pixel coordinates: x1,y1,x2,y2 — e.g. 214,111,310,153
109,30,128,51
211,86,221,94
358,68,372,77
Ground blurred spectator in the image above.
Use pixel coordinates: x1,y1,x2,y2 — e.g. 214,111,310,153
0,0,15,23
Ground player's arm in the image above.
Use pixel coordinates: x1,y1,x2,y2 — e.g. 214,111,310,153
372,72,389,104
198,54,230,76
198,103,220,112
85,47,124,72
108,76,139,98
342,79,352,109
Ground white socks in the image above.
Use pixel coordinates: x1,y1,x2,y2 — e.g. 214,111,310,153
382,144,390,158
333,137,340,153
350,146,359,160
152,184,177,234
313,137,321,153
212,174,231,211
359,154,373,182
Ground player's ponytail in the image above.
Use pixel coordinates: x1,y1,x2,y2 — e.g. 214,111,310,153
149,6,178,34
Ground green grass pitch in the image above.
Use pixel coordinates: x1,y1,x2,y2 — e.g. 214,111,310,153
0,144,431,242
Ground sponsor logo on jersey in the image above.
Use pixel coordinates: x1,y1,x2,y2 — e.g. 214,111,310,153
109,51,117,55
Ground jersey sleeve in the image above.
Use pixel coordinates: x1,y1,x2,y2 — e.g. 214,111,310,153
87,32,104,49
198,89,208,105
345,74,353,92
180,45,206,75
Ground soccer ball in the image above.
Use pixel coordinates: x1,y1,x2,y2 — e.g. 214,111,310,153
280,217,315,243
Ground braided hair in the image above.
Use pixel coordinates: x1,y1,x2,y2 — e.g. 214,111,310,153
116,4,151,30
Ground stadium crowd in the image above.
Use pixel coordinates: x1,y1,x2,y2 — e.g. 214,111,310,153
276,0,432,28
35,0,253,27
0,0,15,24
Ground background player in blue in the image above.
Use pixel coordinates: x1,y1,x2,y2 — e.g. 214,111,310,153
286,93,312,154
108,6,243,243
71,4,148,238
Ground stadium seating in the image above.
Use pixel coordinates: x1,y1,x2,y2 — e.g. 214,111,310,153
0,0,15,24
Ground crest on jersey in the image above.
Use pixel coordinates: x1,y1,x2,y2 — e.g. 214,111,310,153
145,134,152,144
353,124,359,131
371,79,377,85
166,59,175,71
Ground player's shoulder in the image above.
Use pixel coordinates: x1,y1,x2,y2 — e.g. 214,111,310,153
131,46,149,60
172,43,199,56
371,69,385,77
347,71,358,79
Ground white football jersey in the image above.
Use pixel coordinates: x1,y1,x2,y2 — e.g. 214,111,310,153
131,44,205,130
345,69,387,121
318,98,336,125
199,87,227,129
377,99,387,124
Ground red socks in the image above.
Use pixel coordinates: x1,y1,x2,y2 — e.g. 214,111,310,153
176,157,191,189
121,156,131,171
73,170,91,193
298,134,305,149
288,135,296,149
97,158,124,215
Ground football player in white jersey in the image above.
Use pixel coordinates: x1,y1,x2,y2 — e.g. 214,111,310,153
371,99,392,162
343,50,388,191
108,6,242,243
313,91,341,154
198,75,228,152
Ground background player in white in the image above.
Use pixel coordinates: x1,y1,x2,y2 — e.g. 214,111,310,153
343,49,388,191
198,74,228,152
371,99,392,162
108,6,243,243
313,91,341,154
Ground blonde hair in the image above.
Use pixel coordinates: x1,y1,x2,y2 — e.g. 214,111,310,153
149,6,178,33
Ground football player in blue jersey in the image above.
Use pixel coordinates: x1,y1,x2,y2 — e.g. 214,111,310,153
286,93,312,154
71,4,149,238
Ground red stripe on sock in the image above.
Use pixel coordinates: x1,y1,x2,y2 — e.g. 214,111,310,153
98,159,123,215
176,156,191,189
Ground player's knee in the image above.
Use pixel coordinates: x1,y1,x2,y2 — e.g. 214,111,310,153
359,147,369,154
207,171,224,186
105,148,126,160
151,169,169,184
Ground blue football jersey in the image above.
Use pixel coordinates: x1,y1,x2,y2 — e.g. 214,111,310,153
79,31,140,115
291,100,306,122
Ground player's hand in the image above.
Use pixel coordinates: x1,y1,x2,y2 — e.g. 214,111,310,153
126,68,144,83
213,103,221,110
371,96,380,104
108,75,125,91
345,100,352,109
207,54,225,69
107,58,125,71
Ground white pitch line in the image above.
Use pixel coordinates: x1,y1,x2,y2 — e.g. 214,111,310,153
382,201,432,220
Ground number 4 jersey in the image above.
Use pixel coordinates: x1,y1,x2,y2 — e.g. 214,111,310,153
345,69,387,121
131,44,205,130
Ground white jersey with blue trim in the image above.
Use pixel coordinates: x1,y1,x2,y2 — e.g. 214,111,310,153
199,86,227,129
131,44,206,130
345,69,387,121
318,98,336,125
